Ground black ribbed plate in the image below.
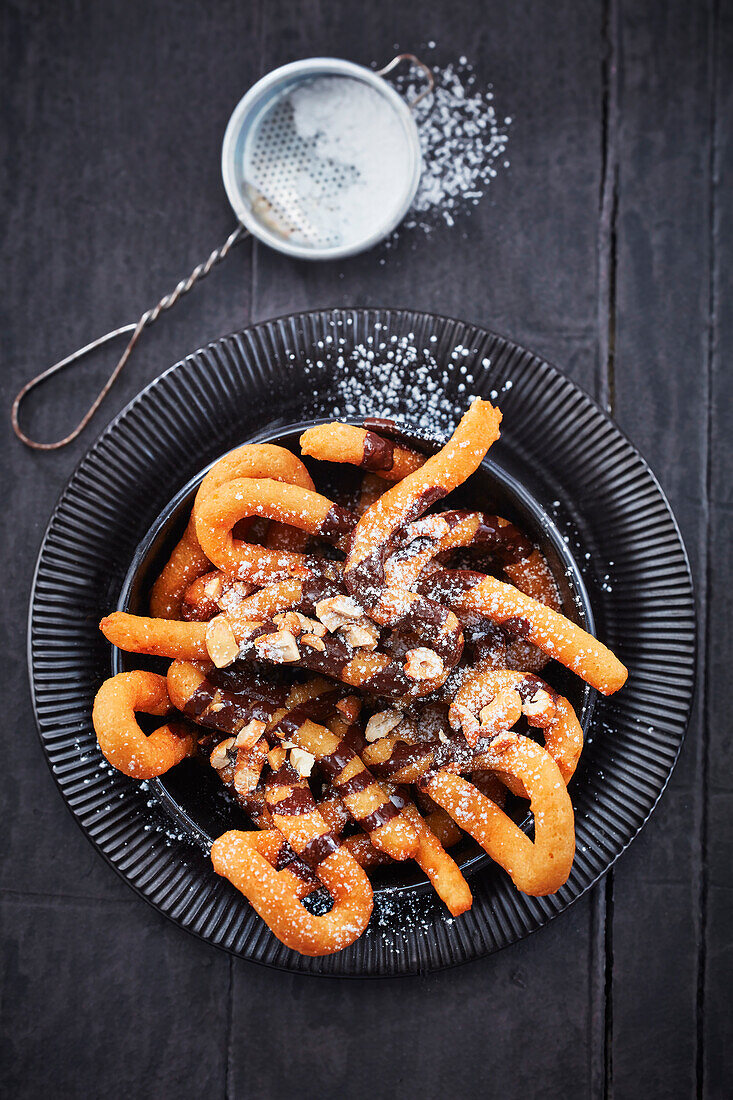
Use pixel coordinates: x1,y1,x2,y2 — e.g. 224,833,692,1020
29,308,696,976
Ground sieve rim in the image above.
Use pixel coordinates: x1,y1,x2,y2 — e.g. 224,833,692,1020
221,57,422,260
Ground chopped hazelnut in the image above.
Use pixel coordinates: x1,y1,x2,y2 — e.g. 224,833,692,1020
205,616,240,668
209,737,235,770
253,629,300,663
218,580,255,616
522,688,555,722
233,760,262,796
403,647,445,681
450,702,480,737
233,718,267,748
365,709,404,742
341,620,380,651
203,574,223,600
315,595,365,632
273,611,306,635
289,747,316,778
479,702,498,725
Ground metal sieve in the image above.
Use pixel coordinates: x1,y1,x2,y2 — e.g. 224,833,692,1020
13,54,433,449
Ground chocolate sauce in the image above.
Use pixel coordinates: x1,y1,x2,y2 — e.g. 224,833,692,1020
333,769,374,800
388,786,409,810
268,786,315,816
386,594,463,666
502,616,532,638
186,680,279,736
187,682,217,716
317,740,356,779
403,485,449,525
357,801,400,832
416,566,485,603
516,674,556,703
361,418,432,454
368,740,434,779
300,831,340,868
361,431,395,472
319,504,357,542
344,548,386,598
472,517,532,564
298,575,347,611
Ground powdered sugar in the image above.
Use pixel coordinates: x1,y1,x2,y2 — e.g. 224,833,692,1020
395,54,511,236
303,325,486,439
285,76,413,248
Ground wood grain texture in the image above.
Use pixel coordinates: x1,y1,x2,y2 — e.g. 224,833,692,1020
703,2,732,1097
0,0,726,1096
605,0,716,1097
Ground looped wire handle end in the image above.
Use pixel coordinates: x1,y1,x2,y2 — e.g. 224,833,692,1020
376,53,435,110
12,223,248,451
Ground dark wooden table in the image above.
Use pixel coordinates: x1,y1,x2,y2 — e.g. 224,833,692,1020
1,2,729,1097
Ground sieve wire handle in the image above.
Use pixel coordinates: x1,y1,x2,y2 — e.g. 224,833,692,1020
11,224,248,450
376,53,435,110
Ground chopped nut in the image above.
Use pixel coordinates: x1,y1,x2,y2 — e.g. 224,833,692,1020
209,737,235,770
341,620,380,651
289,746,316,778
233,718,267,749
253,629,300,663
300,633,326,652
275,611,326,637
273,611,306,635
315,595,365,632
479,702,497,725
365,709,404,742
233,760,262,796
218,580,255,615
450,702,480,737
205,615,240,668
203,574,223,600
403,647,445,681
522,688,554,721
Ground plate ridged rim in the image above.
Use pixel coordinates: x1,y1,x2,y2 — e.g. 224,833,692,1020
28,307,696,977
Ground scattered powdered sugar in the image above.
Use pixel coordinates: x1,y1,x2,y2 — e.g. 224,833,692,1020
393,54,511,236
302,324,491,439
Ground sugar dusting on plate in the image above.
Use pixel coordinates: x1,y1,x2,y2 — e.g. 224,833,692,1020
303,323,491,439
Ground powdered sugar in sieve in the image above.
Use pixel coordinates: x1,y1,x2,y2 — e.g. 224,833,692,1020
243,74,419,252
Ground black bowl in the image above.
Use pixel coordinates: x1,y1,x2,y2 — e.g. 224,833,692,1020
114,418,596,894
29,308,696,975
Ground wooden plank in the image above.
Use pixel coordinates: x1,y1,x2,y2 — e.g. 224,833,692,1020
606,0,713,1095
228,901,599,1100
703,1,733,1094
1,5,251,1097
1,0,259,900
0,893,229,1098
